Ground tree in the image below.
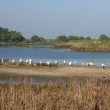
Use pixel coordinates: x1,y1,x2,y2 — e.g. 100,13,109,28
85,37,91,40
31,35,40,42
39,37,45,41
79,36,85,40
56,35,68,42
68,35,79,41
0,27,8,34
31,35,45,42
99,34,109,41
9,31,25,42
0,27,25,42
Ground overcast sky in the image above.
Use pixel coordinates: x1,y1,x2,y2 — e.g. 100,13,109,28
0,0,110,38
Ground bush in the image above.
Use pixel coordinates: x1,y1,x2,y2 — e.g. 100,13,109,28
99,34,109,41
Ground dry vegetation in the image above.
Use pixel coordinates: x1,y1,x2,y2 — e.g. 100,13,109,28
0,77,110,110
55,40,110,52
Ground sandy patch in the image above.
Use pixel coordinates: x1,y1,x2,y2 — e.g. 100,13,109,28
0,65,110,77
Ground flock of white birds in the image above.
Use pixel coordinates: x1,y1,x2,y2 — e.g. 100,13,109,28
0,58,106,69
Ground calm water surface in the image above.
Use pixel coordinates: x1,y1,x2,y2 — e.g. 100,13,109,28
0,46,110,83
0,46,110,66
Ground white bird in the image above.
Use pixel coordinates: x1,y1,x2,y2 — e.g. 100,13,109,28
25,59,29,64
12,59,15,63
1,58,4,63
19,58,22,63
55,60,58,64
91,62,95,66
89,62,95,67
89,61,92,65
34,63,36,67
40,61,42,64
68,62,72,66
29,59,32,65
101,63,106,69
47,61,51,66
63,60,66,65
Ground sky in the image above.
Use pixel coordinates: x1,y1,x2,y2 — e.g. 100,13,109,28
0,0,110,38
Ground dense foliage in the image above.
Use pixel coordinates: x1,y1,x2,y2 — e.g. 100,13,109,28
31,35,45,42
56,34,110,42
99,34,110,41
56,35,69,42
0,27,25,42
56,35,93,42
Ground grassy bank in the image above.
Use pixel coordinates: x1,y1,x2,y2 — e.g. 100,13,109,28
55,40,110,52
0,41,30,47
0,77,110,110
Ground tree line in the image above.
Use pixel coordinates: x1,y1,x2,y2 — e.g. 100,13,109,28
56,34,110,42
0,27,25,42
0,27,110,43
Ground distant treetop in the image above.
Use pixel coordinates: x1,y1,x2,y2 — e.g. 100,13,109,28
99,34,109,41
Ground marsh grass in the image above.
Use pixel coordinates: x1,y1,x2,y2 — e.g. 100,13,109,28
0,77,110,110
55,40,110,52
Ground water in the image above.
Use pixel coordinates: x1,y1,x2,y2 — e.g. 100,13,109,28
0,75,71,84
0,75,108,85
0,46,110,66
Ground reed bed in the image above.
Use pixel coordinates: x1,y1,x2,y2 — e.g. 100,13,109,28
0,77,110,110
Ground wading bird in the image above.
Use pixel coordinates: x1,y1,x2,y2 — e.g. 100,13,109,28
55,60,58,64
19,58,23,63
12,59,15,63
101,63,106,69
63,60,66,65
68,62,72,66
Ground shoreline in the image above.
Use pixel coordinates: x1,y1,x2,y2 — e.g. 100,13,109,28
0,64,110,78
1,43,110,52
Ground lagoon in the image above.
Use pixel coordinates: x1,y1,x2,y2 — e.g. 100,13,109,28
0,46,110,66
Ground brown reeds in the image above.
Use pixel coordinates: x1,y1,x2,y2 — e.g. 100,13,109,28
0,77,110,110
